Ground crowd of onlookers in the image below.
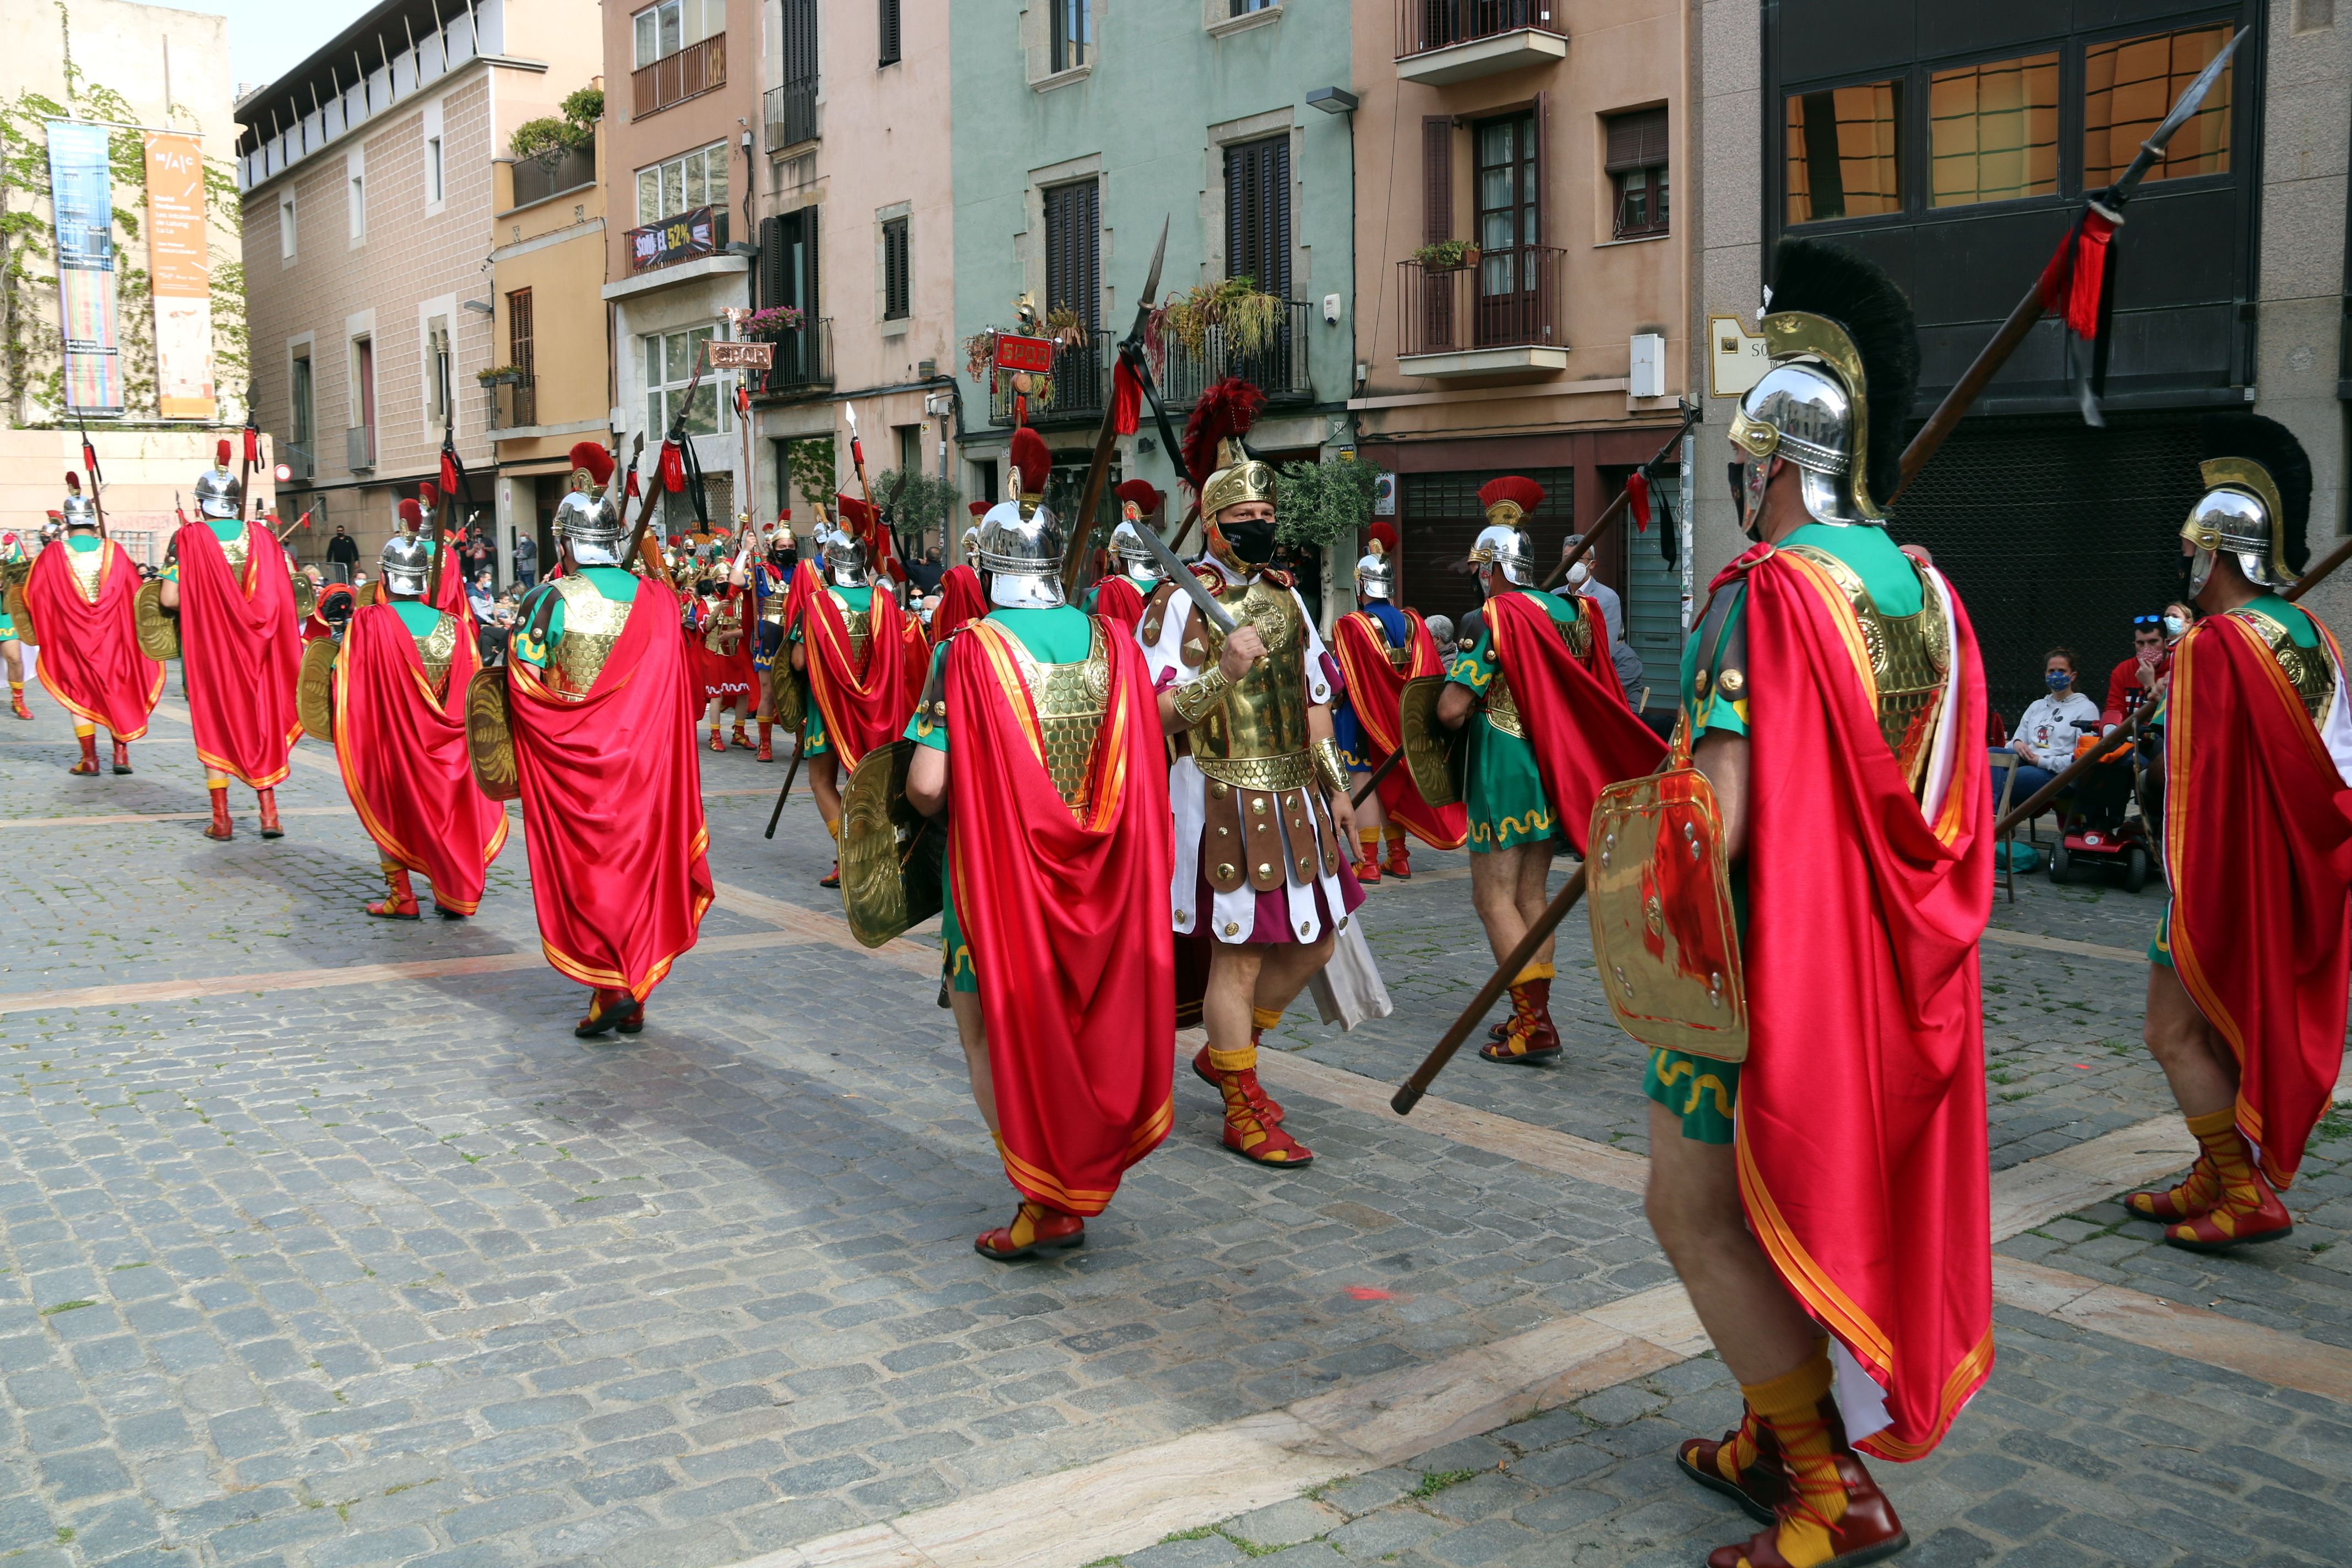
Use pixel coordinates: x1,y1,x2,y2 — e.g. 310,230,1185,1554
1989,601,2198,830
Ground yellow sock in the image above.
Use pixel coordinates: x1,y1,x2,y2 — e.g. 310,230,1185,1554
73,722,93,739
1743,1344,1845,1566
1384,826,1406,846
823,814,841,843
1358,828,1380,851
204,771,228,790
1512,961,1556,984
1207,1043,1256,1073
1251,1005,1283,1032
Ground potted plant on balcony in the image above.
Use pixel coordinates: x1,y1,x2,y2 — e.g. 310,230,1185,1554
739,306,805,340
510,86,601,171
475,365,524,386
1411,239,1480,273
1146,275,1283,368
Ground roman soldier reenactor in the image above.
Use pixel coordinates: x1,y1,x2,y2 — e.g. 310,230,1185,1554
20,472,162,772
902,448,1175,1259
0,525,31,720
1080,480,1166,629
1436,478,1664,1061
785,504,925,889
741,522,795,761
159,439,305,841
1140,379,1359,1168
503,441,713,1036
930,510,988,642
693,573,756,752
1330,523,1463,881
1610,238,1991,1568
2131,416,2352,1252
321,532,507,917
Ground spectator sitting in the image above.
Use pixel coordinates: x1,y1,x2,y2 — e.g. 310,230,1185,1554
2102,614,2168,726
1994,646,2101,812
1554,534,1644,699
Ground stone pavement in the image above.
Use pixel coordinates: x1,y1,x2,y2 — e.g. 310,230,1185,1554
0,687,2345,1568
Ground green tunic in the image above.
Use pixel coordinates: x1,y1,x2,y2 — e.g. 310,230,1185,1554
905,605,1093,993
1648,522,1925,1145
1446,588,1585,852
794,583,873,758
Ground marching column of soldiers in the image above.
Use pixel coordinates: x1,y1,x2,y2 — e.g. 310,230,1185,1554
17,230,2352,1568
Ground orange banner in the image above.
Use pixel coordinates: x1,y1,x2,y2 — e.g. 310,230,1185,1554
141,132,214,421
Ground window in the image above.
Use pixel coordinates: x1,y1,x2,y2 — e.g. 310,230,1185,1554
426,318,451,427
1784,80,1901,224
634,0,725,66
1043,179,1100,331
879,0,901,66
1605,107,1669,238
635,141,730,224
353,335,378,466
644,325,733,439
2084,24,2233,188
1225,135,1292,298
290,351,314,460
1230,0,1276,13
1475,112,1538,291
509,288,535,379
881,214,910,320
349,172,366,240
1050,0,1090,72
279,194,297,259
1928,54,2057,207
426,135,444,205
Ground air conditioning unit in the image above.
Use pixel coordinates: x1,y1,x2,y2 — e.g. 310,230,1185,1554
1629,333,1666,400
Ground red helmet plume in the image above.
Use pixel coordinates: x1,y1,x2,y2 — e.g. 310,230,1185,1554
215,438,233,467
417,481,439,509
397,499,423,527
1182,377,1266,490
968,500,989,518
1367,520,1398,554
1115,478,1163,515
1009,427,1051,499
63,471,81,493
568,440,616,486
1477,476,1546,519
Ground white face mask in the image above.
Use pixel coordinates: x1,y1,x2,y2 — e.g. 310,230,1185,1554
1566,563,1591,589
2163,614,2187,636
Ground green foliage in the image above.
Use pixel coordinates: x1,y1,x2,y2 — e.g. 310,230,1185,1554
1412,239,1477,270
513,84,602,164
1412,1469,1479,1497
873,467,960,545
784,437,837,515
560,86,605,125
1273,454,1379,548
1150,276,1283,358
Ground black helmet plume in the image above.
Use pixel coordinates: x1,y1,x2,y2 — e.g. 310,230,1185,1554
2199,413,2311,574
1765,238,1919,509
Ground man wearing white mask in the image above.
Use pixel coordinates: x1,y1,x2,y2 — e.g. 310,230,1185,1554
1554,535,1643,698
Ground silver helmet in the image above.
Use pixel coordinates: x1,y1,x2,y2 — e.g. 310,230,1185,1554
555,487,624,565
976,493,1065,609
194,466,242,521
1111,521,1162,586
1468,524,1535,588
822,522,870,589
61,495,99,532
2182,459,2294,595
1729,358,1870,527
1354,549,1392,602
379,533,433,597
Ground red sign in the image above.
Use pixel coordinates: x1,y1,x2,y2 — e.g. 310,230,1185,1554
993,334,1054,373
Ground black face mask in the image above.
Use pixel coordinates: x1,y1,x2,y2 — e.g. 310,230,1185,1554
1729,461,1762,543
2178,549,2199,602
1221,519,1277,565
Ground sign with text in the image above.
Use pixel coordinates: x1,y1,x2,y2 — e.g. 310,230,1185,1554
706,340,774,369
143,132,215,421
629,205,719,273
993,333,1053,373
46,121,122,415
1707,314,1771,400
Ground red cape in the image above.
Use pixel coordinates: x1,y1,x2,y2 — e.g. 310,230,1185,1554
508,589,713,998
333,603,509,913
25,540,162,738
949,617,1175,1213
1332,607,1466,849
1485,590,1664,854
1733,545,1994,1462
1088,575,1147,631
2164,612,2352,1189
173,521,303,786
932,565,987,641
785,562,923,765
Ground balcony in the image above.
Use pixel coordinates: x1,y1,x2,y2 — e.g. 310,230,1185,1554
988,337,1106,428
485,375,538,432
1396,246,1569,377
765,79,817,151
281,443,314,482
1160,300,1315,410
346,425,375,471
750,319,835,400
1396,1,1566,85
631,34,725,119
510,146,595,210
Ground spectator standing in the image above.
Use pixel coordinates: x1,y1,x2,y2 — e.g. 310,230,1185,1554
906,546,944,596
513,531,538,589
1553,534,1645,700
1995,647,2101,805
325,526,360,574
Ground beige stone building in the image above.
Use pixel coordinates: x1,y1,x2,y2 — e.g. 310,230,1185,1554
1,0,246,564
234,0,602,577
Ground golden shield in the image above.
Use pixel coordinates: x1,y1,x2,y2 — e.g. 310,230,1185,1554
773,668,807,733
292,567,318,621
3,581,32,647
1397,674,1464,808
297,638,337,743
1585,764,1749,1063
134,579,180,661
465,667,521,802
837,738,945,949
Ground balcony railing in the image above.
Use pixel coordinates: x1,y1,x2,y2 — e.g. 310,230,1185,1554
511,146,595,209
346,425,375,471
1161,300,1314,410
765,79,818,151
631,34,725,119
281,442,314,482
988,336,1106,427
1398,0,1564,58
485,375,538,432
1397,246,1566,358
751,319,835,399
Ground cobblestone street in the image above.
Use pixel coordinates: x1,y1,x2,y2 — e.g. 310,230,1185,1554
2,695,2348,1568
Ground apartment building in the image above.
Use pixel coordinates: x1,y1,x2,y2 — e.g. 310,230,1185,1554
745,0,957,543
1349,0,1691,695
600,0,759,535
947,0,1357,599
235,0,602,573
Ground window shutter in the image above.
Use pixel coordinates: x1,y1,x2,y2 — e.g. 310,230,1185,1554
1224,137,1291,298
759,214,787,308
1422,116,1452,243
879,0,901,66
1605,108,1669,173
1532,91,1549,246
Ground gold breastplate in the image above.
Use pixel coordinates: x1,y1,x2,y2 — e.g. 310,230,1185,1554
1783,543,1950,791
1485,598,1589,739
1184,575,1313,791
413,611,460,696
216,521,251,575
832,589,872,666
999,622,1113,815
548,576,633,699
68,541,106,605
2234,608,2336,723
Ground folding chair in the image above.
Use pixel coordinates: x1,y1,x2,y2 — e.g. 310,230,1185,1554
1988,749,2022,903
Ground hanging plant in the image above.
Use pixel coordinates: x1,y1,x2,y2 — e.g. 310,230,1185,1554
1146,276,1283,367
1043,306,1088,351
739,306,804,341
962,328,1000,383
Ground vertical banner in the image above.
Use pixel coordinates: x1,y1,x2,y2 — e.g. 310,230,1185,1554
45,121,123,415
143,132,215,421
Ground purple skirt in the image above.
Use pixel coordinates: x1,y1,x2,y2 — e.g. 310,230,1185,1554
1194,859,1365,945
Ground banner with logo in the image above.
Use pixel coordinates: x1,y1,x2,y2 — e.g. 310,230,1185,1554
46,120,122,415
143,132,215,421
